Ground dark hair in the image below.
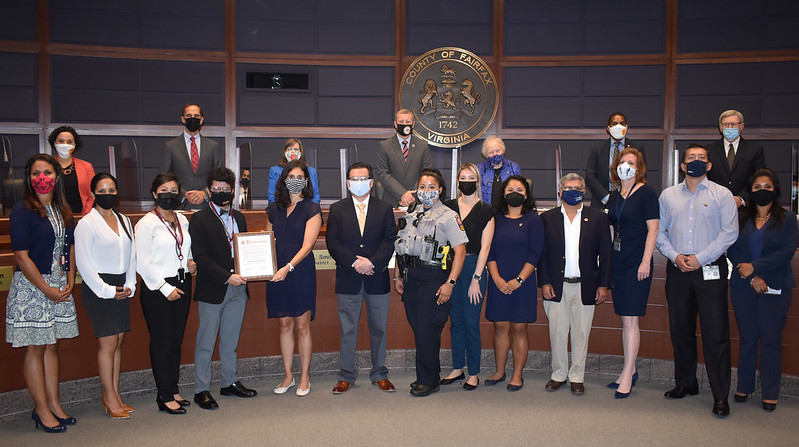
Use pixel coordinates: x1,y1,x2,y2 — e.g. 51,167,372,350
739,168,785,230
206,166,235,188
493,174,536,215
682,143,709,163
278,138,306,167
182,102,203,116
23,153,72,224
274,160,313,209
418,168,447,199
90,172,131,240
607,112,627,126
610,147,647,186
347,162,373,179
48,126,83,152
150,173,181,200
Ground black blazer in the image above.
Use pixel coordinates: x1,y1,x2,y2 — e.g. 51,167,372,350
706,137,766,200
728,211,798,291
188,206,248,304
585,139,645,204
160,134,224,208
325,195,397,295
537,205,613,305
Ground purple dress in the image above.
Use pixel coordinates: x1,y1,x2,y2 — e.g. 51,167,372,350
485,211,544,323
265,198,322,319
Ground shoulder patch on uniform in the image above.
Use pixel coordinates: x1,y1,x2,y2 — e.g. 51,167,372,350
454,214,465,232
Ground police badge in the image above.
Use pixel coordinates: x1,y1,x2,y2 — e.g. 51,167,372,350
399,47,498,148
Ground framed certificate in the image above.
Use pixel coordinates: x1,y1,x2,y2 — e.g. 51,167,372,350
233,232,277,281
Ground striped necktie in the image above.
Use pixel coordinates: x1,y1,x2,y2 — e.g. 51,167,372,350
402,140,408,162
357,203,366,236
610,141,622,191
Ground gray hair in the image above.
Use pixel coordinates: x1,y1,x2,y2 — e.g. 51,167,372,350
558,172,585,191
719,109,744,124
480,136,506,158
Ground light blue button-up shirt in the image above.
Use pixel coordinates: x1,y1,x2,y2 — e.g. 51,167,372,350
656,177,738,265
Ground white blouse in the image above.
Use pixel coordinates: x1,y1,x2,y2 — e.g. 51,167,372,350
134,211,192,297
74,208,137,299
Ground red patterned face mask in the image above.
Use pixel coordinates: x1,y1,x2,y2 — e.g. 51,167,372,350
31,172,56,194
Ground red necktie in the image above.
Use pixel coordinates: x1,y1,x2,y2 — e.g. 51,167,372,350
402,140,408,162
190,136,199,173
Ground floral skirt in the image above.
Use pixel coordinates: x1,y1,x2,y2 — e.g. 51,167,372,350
5,271,79,348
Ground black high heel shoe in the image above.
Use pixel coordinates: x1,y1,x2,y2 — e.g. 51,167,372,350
733,392,750,403
762,401,777,412
440,372,465,385
157,397,187,415
32,411,66,433
54,414,77,425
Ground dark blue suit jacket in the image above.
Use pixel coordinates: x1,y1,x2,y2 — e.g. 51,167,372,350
537,205,613,305
728,211,798,291
325,195,397,295
706,137,766,201
188,206,248,304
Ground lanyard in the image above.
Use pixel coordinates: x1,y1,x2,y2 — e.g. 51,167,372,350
614,184,636,237
210,203,235,250
154,208,184,263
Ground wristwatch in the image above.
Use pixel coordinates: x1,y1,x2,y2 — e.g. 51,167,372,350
472,274,482,281
516,276,524,284
287,263,295,272
447,278,456,286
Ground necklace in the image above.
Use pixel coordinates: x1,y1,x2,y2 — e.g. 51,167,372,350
755,215,769,220
62,163,75,175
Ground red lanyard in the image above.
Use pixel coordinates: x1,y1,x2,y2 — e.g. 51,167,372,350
154,209,184,262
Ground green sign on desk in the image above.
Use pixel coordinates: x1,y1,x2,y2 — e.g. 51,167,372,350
0,265,13,291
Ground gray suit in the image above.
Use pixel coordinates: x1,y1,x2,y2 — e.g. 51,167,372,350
161,133,224,209
375,135,432,206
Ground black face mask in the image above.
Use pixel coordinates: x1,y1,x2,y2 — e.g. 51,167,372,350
211,191,233,207
751,189,775,207
94,194,117,210
184,117,202,133
395,123,413,137
240,178,250,189
504,192,525,207
458,181,477,196
156,192,182,210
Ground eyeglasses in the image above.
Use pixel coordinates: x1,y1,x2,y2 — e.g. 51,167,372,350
209,187,232,193
720,122,741,128
348,176,370,182
562,187,584,192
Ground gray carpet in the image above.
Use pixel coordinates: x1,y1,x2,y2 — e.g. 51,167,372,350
1,371,797,446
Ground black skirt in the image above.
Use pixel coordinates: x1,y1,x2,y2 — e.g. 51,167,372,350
81,272,131,338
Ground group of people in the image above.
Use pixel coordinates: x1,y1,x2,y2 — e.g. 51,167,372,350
3,104,793,434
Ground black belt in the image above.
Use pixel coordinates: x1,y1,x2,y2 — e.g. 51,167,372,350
397,254,441,269
564,277,581,284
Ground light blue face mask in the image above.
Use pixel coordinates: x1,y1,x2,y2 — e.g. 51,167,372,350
417,189,439,208
722,127,739,141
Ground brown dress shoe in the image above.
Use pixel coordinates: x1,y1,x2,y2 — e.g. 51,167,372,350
372,379,396,392
332,381,352,394
570,382,585,395
545,379,567,391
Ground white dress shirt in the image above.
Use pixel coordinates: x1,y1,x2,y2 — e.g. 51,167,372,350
135,211,192,297
74,208,137,299
561,205,583,278
183,130,202,159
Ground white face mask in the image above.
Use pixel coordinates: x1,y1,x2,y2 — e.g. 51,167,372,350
54,143,74,159
348,179,372,197
617,162,636,181
608,124,627,140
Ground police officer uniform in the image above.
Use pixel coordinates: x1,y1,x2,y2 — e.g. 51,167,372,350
395,199,468,391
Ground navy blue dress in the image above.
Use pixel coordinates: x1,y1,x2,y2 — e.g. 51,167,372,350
266,198,322,319
607,184,659,316
485,211,544,323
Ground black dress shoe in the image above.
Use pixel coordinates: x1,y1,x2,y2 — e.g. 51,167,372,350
507,379,524,392
733,393,749,403
762,401,777,412
193,391,219,410
410,383,440,397
463,377,479,391
664,386,699,399
484,374,506,386
220,381,257,398
440,372,465,385
410,381,419,389
157,397,187,414
175,398,191,407
712,399,730,417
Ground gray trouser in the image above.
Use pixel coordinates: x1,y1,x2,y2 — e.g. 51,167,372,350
337,285,390,383
194,284,248,393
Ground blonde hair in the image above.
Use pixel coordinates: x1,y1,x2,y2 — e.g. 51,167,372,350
719,109,744,124
481,136,506,158
456,163,482,199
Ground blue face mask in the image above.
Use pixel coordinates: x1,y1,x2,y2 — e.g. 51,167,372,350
685,160,707,177
722,127,739,141
488,154,504,166
561,189,584,206
417,189,439,208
